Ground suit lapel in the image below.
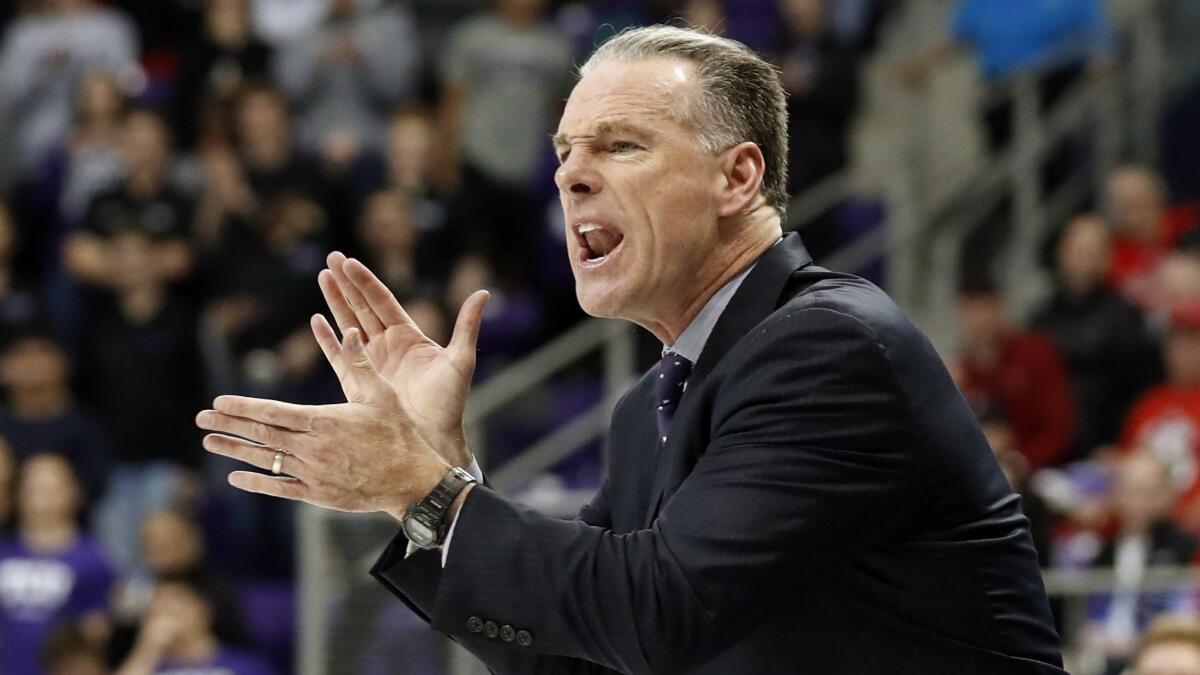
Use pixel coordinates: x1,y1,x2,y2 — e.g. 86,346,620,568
641,234,814,527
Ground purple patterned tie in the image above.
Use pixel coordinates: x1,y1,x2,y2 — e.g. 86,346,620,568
655,351,694,444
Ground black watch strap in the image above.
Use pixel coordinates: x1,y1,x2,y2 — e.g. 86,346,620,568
402,466,477,548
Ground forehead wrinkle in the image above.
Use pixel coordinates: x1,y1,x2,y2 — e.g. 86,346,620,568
556,93,688,150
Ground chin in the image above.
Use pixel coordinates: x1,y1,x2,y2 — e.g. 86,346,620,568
575,281,628,319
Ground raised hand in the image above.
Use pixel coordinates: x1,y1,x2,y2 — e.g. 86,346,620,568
313,252,489,468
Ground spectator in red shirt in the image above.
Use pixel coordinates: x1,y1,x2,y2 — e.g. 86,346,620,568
1122,301,1200,531
956,281,1076,470
1107,166,1197,304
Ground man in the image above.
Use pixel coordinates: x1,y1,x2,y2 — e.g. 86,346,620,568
197,26,1064,673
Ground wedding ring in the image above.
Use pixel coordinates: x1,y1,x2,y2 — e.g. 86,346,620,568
272,451,286,475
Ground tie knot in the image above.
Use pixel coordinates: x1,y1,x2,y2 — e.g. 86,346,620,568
654,352,693,443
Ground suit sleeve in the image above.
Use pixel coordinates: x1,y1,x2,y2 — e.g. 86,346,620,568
371,476,621,674
374,307,919,674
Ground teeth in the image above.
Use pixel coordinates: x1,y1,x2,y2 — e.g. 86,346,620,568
578,223,603,234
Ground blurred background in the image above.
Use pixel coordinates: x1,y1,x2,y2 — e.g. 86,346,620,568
0,0,1198,673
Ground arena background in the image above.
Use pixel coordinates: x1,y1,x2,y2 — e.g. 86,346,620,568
0,0,1199,673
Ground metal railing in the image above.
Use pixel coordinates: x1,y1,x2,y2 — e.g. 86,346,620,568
1044,565,1200,675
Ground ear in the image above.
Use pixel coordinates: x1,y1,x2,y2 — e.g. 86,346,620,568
717,141,767,218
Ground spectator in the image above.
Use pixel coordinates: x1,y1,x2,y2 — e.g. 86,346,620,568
1083,453,1197,670
0,454,115,675
112,509,210,631
1133,615,1200,675
774,0,860,193
201,191,327,398
369,106,460,281
1122,301,1200,532
115,575,274,675
955,281,1076,470
0,332,111,502
275,0,420,163
65,108,193,292
229,82,320,209
355,190,431,299
0,0,138,184
170,0,273,151
902,0,1113,275
1108,166,1199,304
1033,214,1162,458
438,0,573,281
82,227,204,578
903,0,1112,152
50,70,128,234
192,83,319,253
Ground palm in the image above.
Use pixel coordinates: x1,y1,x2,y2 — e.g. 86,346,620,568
313,254,488,467
363,327,473,456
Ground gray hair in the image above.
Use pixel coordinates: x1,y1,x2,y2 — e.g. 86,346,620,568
581,25,790,215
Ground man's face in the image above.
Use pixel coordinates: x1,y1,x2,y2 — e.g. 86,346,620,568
554,58,727,327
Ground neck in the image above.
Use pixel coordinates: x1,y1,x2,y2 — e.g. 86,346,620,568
170,634,220,662
245,140,287,169
20,521,78,553
120,285,167,323
1062,276,1099,300
127,168,164,198
642,206,782,345
11,388,70,419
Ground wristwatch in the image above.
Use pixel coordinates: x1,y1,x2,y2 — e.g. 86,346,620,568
402,466,478,548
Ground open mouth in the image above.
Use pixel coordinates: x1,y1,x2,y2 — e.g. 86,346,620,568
576,223,625,265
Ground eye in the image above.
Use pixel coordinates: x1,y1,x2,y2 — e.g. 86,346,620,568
557,149,571,164
610,140,639,153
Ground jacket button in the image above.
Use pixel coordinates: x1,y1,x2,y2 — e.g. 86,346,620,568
500,624,515,642
467,616,484,634
484,620,499,639
516,629,533,647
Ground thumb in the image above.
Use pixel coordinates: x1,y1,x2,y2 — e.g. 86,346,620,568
343,328,392,403
448,290,491,359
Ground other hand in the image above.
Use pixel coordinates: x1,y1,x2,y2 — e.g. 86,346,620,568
314,252,489,467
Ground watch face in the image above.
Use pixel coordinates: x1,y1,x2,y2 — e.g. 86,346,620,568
404,518,437,547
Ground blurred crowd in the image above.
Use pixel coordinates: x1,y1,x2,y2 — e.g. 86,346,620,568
953,164,1200,673
0,0,898,672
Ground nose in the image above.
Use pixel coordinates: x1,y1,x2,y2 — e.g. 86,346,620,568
555,153,602,197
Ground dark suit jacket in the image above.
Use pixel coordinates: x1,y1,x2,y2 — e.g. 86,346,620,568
372,234,1065,674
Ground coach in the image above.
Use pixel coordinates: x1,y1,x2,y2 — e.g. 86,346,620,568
197,26,1065,674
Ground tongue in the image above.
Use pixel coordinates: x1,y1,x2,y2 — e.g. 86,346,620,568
584,229,622,258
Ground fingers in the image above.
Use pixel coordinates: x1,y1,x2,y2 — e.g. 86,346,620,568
202,434,313,481
311,313,350,381
213,395,320,432
227,471,309,501
342,327,395,403
343,257,423,334
448,289,491,358
318,266,360,339
195,409,312,456
327,252,385,340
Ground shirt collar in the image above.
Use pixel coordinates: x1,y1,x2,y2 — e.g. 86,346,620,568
662,238,784,361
